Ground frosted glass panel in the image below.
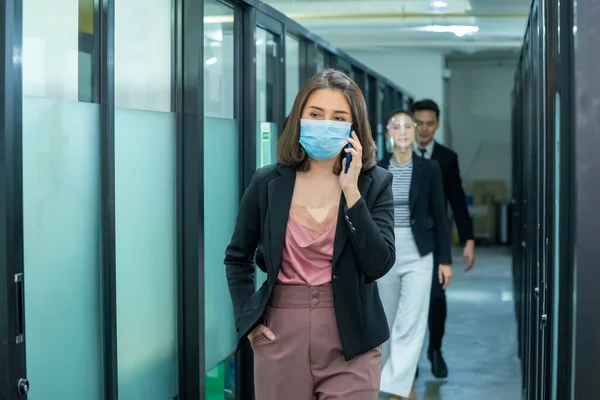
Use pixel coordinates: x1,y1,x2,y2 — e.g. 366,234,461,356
23,97,103,399
204,116,239,370
115,108,178,399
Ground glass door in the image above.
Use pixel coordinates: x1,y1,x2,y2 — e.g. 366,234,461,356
395,92,404,111
367,74,378,144
285,33,301,116
376,84,387,160
0,1,28,399
20,1,105,398
336,57,354,78
316,47,326,72
255,13,284,287
203,0,240,397
353,68,366,95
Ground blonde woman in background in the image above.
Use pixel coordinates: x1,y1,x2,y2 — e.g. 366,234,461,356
377,109,452,400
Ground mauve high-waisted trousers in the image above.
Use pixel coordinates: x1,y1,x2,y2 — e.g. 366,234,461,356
251,284,381,400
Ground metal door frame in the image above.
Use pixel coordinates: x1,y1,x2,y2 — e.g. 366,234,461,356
0,0,26,397
256,11,285,138
572,0,600,398
551,0,575,397
367,74,378,142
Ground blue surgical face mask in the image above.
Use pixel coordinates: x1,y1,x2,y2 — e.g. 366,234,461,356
299,119,352,161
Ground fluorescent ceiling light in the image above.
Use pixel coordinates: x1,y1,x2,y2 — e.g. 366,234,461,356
430,1,448,7
205,57,218,65
420,25,479,37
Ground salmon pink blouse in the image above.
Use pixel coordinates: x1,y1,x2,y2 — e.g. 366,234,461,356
277,203,338,286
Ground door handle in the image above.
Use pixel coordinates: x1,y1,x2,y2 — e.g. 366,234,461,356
17,378,30,395
14,273,24,344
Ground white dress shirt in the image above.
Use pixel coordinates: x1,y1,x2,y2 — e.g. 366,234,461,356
413,140,435,159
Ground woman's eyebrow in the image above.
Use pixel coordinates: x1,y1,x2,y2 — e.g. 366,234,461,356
306,105,350,115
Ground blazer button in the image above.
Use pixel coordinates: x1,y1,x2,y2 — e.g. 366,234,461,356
345,215,350,222
350,227,356,233
333,274,338,280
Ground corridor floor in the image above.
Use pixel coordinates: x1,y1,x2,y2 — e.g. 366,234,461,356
382,246,522,400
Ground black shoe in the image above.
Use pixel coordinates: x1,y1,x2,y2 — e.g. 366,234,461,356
428,349,448,378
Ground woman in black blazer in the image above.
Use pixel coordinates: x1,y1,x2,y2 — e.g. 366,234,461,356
377,110,452,400
224,69,395,400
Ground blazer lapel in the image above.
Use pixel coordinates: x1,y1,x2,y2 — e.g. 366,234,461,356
268,166,295,277
410,155,423,213
332,173,372,270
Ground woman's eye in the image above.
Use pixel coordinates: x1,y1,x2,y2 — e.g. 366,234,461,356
310,112,321,118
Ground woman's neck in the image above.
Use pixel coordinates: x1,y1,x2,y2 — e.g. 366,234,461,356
393,148,413,164
305,158,338,177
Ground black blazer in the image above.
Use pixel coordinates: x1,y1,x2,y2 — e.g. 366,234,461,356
430,142,474,243
379,154,452,265
224,163,396,361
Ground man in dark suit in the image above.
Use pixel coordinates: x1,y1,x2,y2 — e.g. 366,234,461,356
410,99,475,379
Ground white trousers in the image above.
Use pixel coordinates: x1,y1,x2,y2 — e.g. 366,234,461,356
379,228,434,397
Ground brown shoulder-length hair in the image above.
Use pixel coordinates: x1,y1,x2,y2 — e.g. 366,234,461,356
277,69,377,173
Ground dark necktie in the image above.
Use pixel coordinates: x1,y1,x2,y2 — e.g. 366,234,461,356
419,148,427,158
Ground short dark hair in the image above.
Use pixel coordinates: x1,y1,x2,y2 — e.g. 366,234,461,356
277,69,377,173
410,99,440,120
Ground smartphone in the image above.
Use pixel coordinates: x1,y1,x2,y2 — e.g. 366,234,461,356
344,125,356,174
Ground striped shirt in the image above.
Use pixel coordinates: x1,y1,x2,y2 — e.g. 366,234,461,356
388,158,413,228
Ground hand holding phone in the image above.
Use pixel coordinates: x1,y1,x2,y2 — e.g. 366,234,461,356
344,144,352,173
344,128,355,174
339,130,363,207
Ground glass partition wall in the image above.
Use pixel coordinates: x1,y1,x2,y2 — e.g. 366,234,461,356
114,0,178,398
285,34,301,115
21,1,103,398
203,1,239,398
0,0,409,399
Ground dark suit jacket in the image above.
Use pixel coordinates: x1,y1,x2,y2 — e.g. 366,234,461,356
379,154,452,265
224,163,396,361
430,142,474,243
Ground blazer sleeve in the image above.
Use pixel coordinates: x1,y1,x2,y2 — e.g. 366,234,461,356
224,172,261,329
446,153,474,242
344,171,396,282
430,160,452,265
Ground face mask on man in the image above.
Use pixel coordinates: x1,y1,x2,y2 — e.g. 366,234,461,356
299,119,352,161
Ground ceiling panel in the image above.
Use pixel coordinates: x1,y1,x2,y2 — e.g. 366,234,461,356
262,0,530,53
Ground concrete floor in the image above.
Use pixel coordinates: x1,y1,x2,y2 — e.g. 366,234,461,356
382,246,522,400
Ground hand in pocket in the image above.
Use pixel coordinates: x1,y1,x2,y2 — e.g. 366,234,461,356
247,324,275,343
